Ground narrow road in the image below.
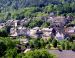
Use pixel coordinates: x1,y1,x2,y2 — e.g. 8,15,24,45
49,50,75,58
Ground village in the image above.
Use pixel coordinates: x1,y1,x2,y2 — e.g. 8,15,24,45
0,14,75,40
0,13,75,58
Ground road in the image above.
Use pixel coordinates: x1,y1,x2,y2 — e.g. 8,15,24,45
49,50,75,58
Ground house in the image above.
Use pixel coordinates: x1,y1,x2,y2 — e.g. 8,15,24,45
6,20,18,27
48,16,66,31
17,18,30,26
19,39,29,44
42,28,53,39
55,32,64,40
64,27,75,36
17,26,27,36
36,29,43,38
10,27,17,37
29,27,40,38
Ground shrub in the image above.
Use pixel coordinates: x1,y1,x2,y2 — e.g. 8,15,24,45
23,49,56,58
72,42,75,51
57,45,62,51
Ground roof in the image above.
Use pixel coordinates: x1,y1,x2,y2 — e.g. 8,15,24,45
32,27,40,30
42,28,53,32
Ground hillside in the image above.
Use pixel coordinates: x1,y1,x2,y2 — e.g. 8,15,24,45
0,0,75,11
0,0,75,21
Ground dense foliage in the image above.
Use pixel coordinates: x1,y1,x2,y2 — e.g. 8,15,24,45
29,38,75,50
0,36,75,57
0,0,75,21
23,49,55,58
0,37,56,58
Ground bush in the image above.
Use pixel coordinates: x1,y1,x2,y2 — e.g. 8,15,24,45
23,49,56,58
45,44,51,49
52,39,57,48
65,41,71,50
72,42,75,51
57,45,62,51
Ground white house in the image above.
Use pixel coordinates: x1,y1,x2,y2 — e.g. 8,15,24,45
55,32,64,40
10,28,18,36
29,27,40,38
17,26,27,36
42,28,53,39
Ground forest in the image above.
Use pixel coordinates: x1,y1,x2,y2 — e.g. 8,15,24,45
0,0,75,21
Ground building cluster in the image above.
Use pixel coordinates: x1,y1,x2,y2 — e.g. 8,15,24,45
0,15,75,40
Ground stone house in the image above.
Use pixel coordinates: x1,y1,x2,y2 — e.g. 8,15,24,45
17,18,30,26
55,32,64,40
6,20,18,27
17,26,27,36
42,28,53,39
29,27,40,38
10,27,17,37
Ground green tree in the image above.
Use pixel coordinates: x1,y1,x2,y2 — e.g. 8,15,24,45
52,39,57,48
0,28,8,37
0,41,7,57
41,22,50,28
5,48,17,58
28,18,43,28
65,41,71,50
72,42,75,51
44,4,53,13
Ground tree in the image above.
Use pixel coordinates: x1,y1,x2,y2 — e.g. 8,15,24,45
0,28,8,37
0,41,7,57
60,41,65,50
57,45,62,51
44,4,53,13
5,12,11,20
5,48,17,58
65,41,71,50
52,39,57,48
72,42,75,51
41,22,50,28
16,53,23,58
28,18,43,28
